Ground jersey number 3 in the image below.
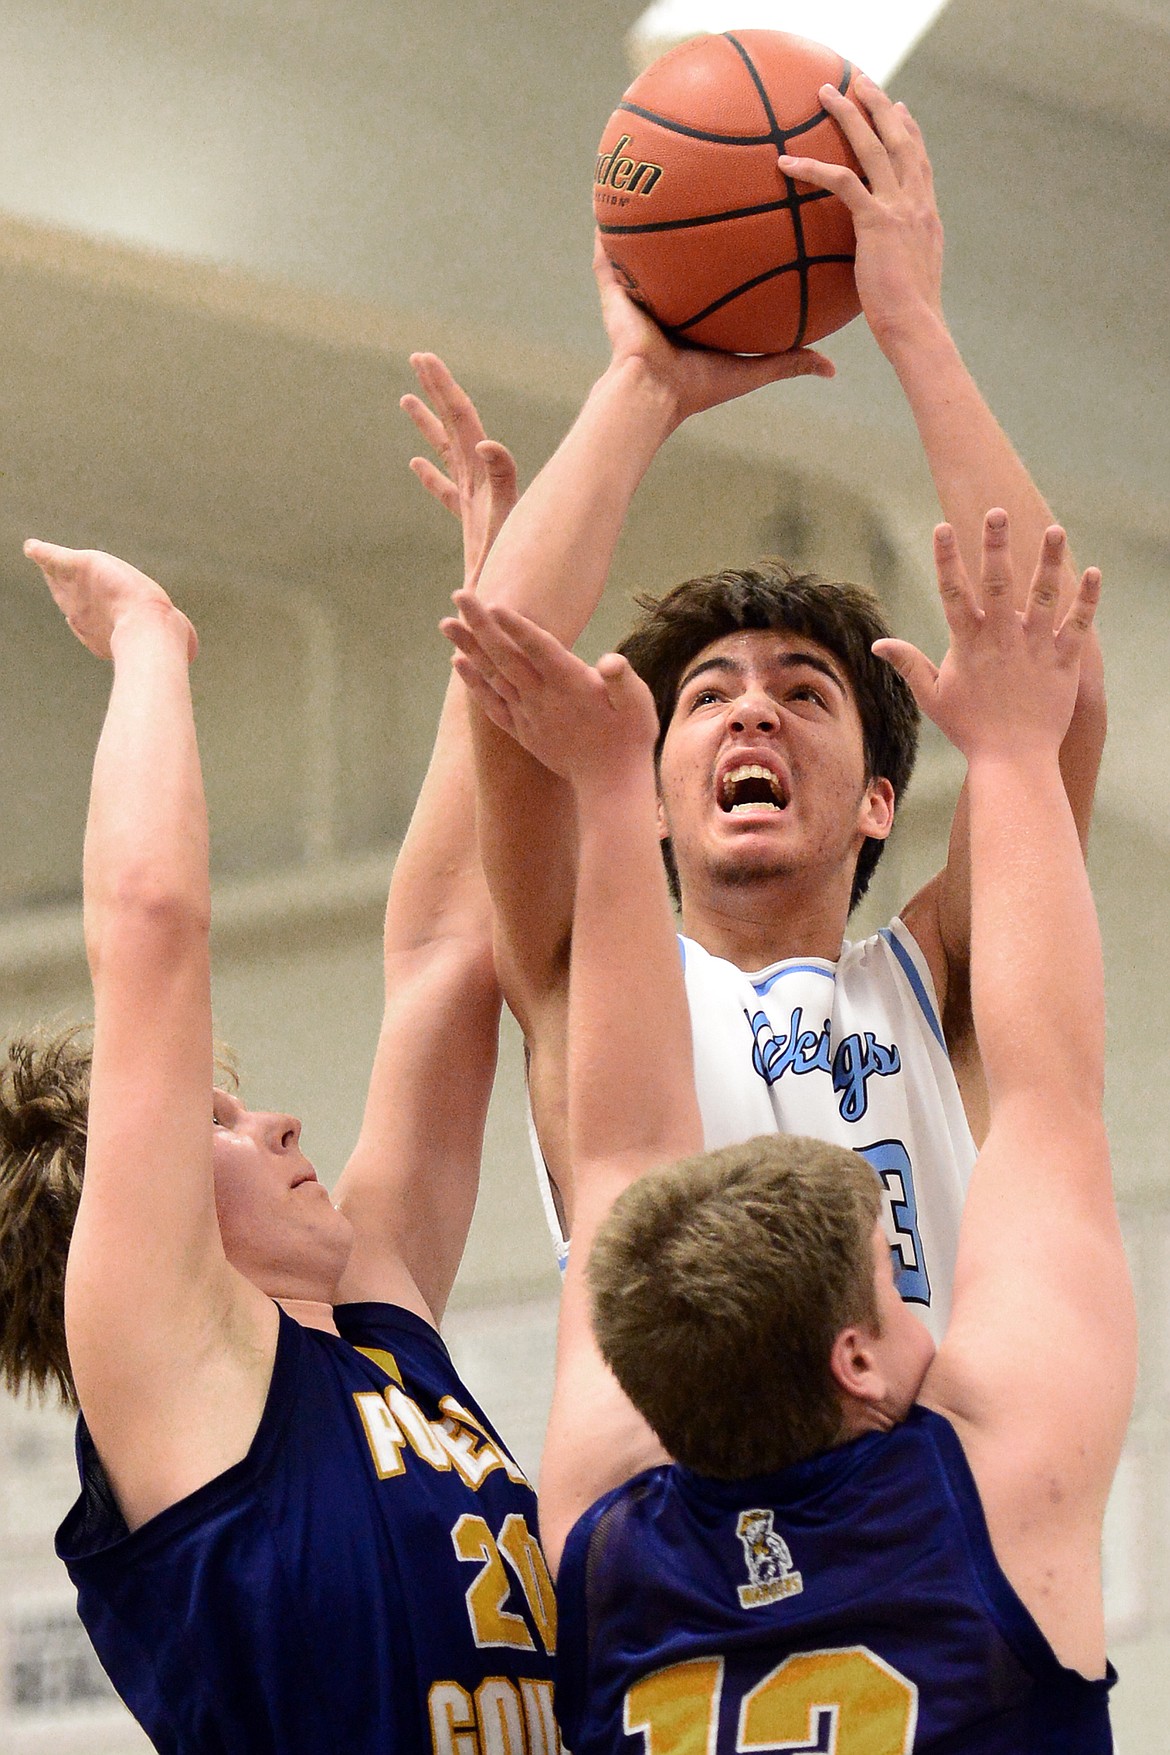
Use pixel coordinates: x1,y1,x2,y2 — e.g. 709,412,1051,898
625,1646,918,1753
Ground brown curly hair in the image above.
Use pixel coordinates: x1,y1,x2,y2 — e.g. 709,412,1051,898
0,1025,92,1406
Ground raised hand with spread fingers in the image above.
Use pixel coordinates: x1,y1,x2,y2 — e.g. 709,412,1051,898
401,352,518,590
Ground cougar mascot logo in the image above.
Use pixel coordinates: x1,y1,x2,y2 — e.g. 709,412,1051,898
736,1509,804,1610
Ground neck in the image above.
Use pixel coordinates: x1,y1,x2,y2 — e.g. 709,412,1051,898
277,1297,340,1335
678,866,853,969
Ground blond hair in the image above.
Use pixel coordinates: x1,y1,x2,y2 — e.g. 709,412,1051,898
589,1135,881,1477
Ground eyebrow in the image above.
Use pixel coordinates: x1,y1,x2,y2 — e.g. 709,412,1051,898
677,649,848,700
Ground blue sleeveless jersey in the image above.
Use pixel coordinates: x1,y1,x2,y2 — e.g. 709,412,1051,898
557,1406,1114,1753
57,1303,559,1754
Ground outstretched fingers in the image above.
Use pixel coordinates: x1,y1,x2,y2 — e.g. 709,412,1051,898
871,637,939,715
976,510,1016,633
443,592,540,699
406,452,460,516
846,76,924,187
469,440,520,573
407,353,486,452
1054,566,1102,665
932,523,983,640
1020,524,1068,641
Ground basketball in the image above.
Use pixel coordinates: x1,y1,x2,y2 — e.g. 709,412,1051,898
593,30,866,354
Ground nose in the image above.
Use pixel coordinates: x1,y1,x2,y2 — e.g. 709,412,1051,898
728,687,777,734
265,1112,302,1152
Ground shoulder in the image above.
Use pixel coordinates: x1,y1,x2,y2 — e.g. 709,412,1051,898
333,1301,465,1407
58,1308,311,1569
556,1466,672,1734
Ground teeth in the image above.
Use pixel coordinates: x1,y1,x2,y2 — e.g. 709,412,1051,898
722,762,786,809
730,799,782,813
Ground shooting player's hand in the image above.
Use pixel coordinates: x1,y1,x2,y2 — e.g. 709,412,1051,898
441,591,658,794
778,75,944,356
402,354,519,590
593,235,834,429
24,541,197,663
873,511,1101,761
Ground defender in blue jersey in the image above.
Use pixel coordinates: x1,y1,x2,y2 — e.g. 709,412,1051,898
445,511,1133,1752
0,377,561,1753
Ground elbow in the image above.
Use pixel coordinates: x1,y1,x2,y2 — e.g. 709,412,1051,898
384,933,502,1021
88,880,211,974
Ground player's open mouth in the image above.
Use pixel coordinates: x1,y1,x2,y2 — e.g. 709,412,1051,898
718,763,789,814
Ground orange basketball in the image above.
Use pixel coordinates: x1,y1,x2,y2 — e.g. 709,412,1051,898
594,30,865,354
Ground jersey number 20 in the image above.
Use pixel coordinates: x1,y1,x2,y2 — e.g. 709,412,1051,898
624,1646,918,1753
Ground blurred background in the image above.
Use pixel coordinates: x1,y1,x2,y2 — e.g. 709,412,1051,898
0,1,1167,1748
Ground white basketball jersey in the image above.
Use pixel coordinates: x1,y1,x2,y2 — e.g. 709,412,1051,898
530,917,975,1341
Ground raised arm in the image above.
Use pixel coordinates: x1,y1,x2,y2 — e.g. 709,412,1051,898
877,515,1133,1673
331,372,519,1324
451,271,833,1177
29,543,281,1532
783,78,1105,1047
442,596,702,1572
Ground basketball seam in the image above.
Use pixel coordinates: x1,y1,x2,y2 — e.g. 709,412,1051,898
616,101,775,148
597,188,833,239
723,34,853,348
669,254,856,338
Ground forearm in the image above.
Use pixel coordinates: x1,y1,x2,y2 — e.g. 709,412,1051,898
883,316,1069,581
568,762,700,1184
966,751,1103,1110
382,673,493,962
474,358,677,640
84,607,209,976
889,315,1104,839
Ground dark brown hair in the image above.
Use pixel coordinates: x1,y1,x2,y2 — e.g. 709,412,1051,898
589,1134,881,1477
0,1027,240,1408
0,1026,91,1405
617,563,919,909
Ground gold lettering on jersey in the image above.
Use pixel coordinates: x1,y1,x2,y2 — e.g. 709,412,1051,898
739,1576,804,1609
478,1677,527,1750
428,1676,560,1755
520,1679,559,1755
353,1382,530,1490
353,1391,409,1479
429,1679,476,1755
439,1396,529,1488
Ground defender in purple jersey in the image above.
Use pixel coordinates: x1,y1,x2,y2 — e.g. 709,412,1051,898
0,373,562,1753
446,511,1133,1751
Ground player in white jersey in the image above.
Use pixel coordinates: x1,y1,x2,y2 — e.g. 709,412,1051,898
681,923,971,1338
532,922,970,1337
427,81,1106,1332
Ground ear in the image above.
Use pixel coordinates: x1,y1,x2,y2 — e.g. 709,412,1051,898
829,1324,882,1406
858,777,895,843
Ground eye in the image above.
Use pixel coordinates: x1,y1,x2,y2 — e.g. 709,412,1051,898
689,687,722,709
791,684,828,709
